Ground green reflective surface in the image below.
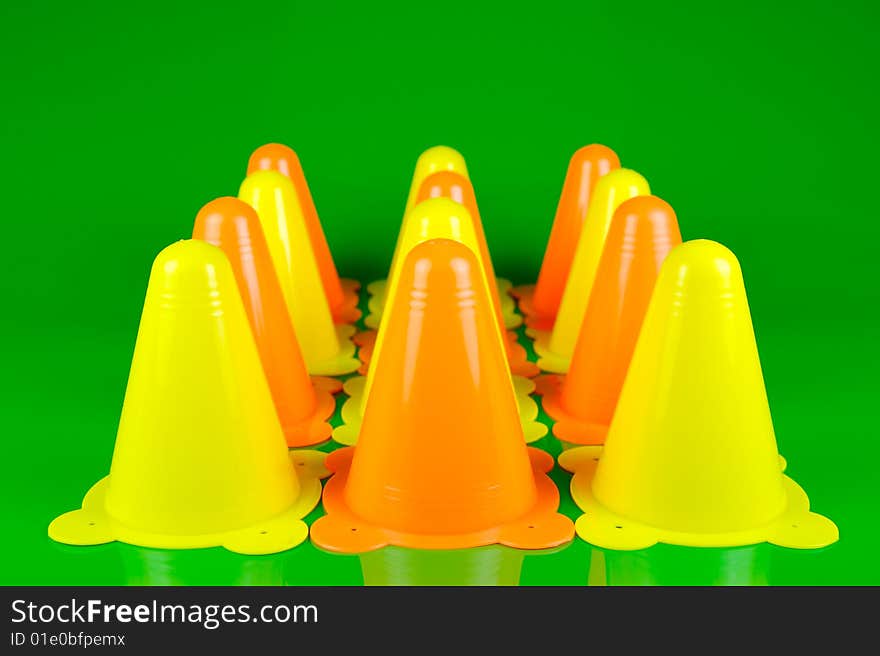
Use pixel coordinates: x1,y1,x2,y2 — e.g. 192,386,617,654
1,1,877,585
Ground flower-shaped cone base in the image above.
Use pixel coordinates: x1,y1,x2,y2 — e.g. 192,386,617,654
312,448,572,553
559,447,838,551
50,451,328,556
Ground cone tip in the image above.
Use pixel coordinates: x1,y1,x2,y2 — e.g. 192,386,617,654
152,239,230,281
665,239,741,280
408,195,474,222
239,168,293,194
571,143,620,164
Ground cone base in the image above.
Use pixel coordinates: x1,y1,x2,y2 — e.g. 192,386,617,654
495,278,522,329
363,279,386,329
307,324,360,376
535,374,608,445
509,284,556,331
332,375,548,446
354,328,539,379
558,447,839,551
310,447,574,553
331,278,362,325
366,278,524,331
48,451,329,555
529,329,571,373
283,376,343,447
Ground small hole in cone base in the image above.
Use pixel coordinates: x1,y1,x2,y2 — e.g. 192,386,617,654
260,531,268,535
792,524,799,529
351,528,358,532
615,525,622,529
528,525,535,529
88,522,96,527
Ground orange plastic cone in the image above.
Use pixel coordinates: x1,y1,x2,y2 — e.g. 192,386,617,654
512,145,620,330
537,196,681,444
247,143,360,324
192,197,342,447
311,239,573,552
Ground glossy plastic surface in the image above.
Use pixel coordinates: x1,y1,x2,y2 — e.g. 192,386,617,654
238,170,358,375
247,143,360,324
559,240,838,550
192,197,341,446
417,170,521,331
335,198,544,444
537,196,681,444
48,240,326,554
531,168,650,372
366,145,469,302
513,145,620,329
311,240,573,552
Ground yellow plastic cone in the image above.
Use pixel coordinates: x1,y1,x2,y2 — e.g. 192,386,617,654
365,145,470,321
559,240,838,551
48,240,327,554
335,197,545,445
531,168,650,372
239,170,358,375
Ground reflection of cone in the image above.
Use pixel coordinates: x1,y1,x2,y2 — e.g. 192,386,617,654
559,240,838,550
597,545,771,586
418,170,521,329
360,546,525,586
537,196,681,444
531,168,650,372
120,546,287,585
312,240,573,552
365,145,469,312
239,170,358,375
192,197,341,446
247,143,360,324
512,145,620,330
48,240,327,554
335,198,545,445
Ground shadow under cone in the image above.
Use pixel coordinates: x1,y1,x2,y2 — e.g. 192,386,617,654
48,240,327,554
512,144,620,330
239,170,358,375
247,143,360,324
311,240,573,553
537,195,681,444
559,240,838,550
531,168,650,372
335,198,545,445
193,197,341,446
365,145,469,313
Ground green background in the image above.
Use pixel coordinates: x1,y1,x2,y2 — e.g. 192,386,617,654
1,1,877,585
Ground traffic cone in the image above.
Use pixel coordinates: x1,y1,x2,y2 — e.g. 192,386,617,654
530,168,650,372
192,197,341,446
359,546,526,586
334,198,545,445
416,170,522,330
537,196,681,444
48,240,328,554
512,145,620,330
247,143,360,324
311,239,574,552
239,169,358,375
558,240,838,550
364,145,469,316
